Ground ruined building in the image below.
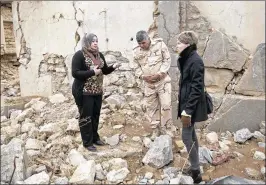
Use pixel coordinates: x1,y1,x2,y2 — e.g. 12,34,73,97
1,1,265,132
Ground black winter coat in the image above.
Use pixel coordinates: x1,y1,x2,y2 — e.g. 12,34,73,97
177,45,208,123
71,50,115,107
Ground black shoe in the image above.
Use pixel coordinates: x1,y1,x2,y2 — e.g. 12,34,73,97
191,169,202,184
86,145,97,152
94,140,105,146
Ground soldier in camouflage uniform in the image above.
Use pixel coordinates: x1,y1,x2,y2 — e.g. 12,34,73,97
132,30,175,140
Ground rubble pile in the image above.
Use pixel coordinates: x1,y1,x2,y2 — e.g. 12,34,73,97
0,93,265,184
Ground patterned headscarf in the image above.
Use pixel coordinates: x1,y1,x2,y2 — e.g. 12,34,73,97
82,33,101,65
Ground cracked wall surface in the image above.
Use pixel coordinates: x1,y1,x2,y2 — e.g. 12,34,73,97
10,1,265,132
192,1,265,53
183,1,265,132
1,3,20,97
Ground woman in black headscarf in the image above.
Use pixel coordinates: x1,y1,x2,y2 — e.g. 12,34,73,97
71,33,120,152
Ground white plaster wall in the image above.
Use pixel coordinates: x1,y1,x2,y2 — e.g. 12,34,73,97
12,1,154,97
192,1,265,53
75,1,154,59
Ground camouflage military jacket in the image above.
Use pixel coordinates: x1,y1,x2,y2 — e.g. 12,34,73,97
132,38,171,78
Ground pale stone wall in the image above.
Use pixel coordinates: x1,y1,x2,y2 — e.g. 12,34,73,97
192,1,265,53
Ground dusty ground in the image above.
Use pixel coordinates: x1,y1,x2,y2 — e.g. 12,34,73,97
1,94,265,184
98,116,265,183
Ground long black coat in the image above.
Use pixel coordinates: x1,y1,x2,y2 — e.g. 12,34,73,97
177,45,208,123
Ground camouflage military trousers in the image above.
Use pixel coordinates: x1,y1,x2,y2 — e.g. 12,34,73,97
144,75,173,129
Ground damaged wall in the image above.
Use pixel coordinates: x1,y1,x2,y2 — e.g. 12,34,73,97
180,1,265,132
1,3,20,96
11,1,265,132
192,1,265,53
12,1,154,96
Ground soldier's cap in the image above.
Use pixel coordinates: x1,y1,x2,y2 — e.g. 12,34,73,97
177,31,198,45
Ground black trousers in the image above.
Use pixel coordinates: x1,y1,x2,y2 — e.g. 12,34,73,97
77,95,102,147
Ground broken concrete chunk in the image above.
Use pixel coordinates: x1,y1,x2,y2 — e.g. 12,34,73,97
67,149,86,167
253,151,265,160
24,171,49,184
49,93,67,104
25,138,43,150
206,132,219,144
66,118,79,132
142,135,173,169
107,158,128,171
234,128,253,143
69,160,96,184
106,134,120,146
54,177,69,184
106,167,130,184
1,138,28,183
95,164,106,181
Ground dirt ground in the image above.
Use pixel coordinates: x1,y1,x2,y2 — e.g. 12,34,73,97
98,117,265,183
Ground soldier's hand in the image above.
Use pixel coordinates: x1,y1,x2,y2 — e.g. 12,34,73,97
150,74,160,82
181,115,191,128
142,75,152,83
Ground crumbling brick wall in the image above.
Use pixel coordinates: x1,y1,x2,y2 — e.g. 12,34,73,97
1,3,20,96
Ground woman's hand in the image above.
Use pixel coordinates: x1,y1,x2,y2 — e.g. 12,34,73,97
113,63,121,69
181,115,191,128
94,66,102,75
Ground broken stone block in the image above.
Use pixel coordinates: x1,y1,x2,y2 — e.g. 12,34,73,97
54,177,69,184
261,167,265,175
10,110,22,120
95,164,106,181
163,167,180,179
203,30,248,72
258,142,265,148
1,116,8,122
66,118,79,132
113,125,124,129
170,174,194,184
253,131,265,141
49,93,67,104
21,122,35,133
206,132,219,144
24,171,49,184
208,95,265,132
199,147,213,164
67,149,86,167
174,140,185,150
105,94,126,109
35,165,47,173
1,138,28,183
69,160,96,184
205,68,234,94
105,134,120,146
235,43,265,96
107,158,128,171
132,136,141,142
219,141,230,151
143,137,152,148
253,151,265,160
142,135,173,169
25,138,43,150
234,128,253,143
144,172,153,180
15,108,34,122
106,167,130,184
39,122,61,136
245,168,261,179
